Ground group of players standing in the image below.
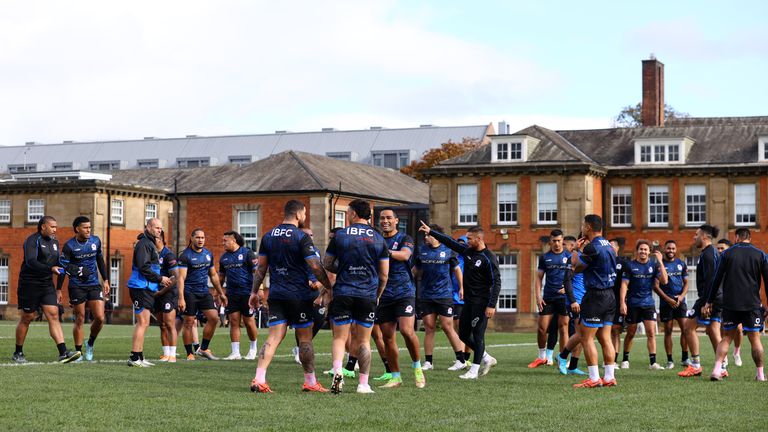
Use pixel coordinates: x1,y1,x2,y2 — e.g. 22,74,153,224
528,217,768,386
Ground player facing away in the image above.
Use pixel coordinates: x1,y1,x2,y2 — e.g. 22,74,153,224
13,216,80,364
418,222,500,380
178,229,228,360
679,225,721,378
657,240,689,369
57,216,110,361
414,224,465,371
705,228,768,381
529,229,572,369
323,199,390,394
609,239,627,364
219,231,259,361
127,218,172,367
376,208,426,389
716,238,743,367
554,236,586,375
619,240,668,370
151,231,180,362
248,200,333,393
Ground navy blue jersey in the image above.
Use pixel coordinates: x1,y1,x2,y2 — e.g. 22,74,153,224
379,232,415,303
325,223,389,300
452,255,465,305
538,250,572,301
178,247,214,294
60,236,105,287
220,247,257,296
660,258,687,297
623,259,660,308
415,244,458,300
159,247,178,278
696,245,720,303
578,236,617,290
258,224,317,301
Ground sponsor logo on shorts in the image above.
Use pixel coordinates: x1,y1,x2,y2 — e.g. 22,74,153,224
405,305,413,313
447,307,453,315
368,312,375,319
165,302,171,310
584,317,600,322
318,307,325,315
300,312,307,319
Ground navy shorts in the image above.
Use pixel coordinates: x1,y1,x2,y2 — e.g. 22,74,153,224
267,298,313,328
153,290,178,314
626,306,657,324
69,285,104,305
130,288,155,313
182,291,216,316
418,298,455,318
722,308,764,332
540,298,568,316
580,289,616,328
226,294,255,317
687,298,722,325
328,295,377,328
376,297,416,324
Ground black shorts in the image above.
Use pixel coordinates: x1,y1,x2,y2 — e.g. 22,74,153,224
328,295,376,328
418,298,455,318
626,306,657,324
580,289,616,328
130,288,155,313
153,291,178,314
68,285,104,305
687,298,722,325
541,298,568,316
226,294,255,317
722,309,765,332
267,298,314,328
182,291,216,316
659,301,687,322
452,303,464,320
376,297,416,324
17,282,58,313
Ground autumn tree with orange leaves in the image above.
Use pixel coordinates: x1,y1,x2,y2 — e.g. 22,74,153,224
400,138,483,181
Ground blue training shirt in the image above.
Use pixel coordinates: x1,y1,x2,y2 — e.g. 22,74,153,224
623,259,660,308
379,232,415,303
578,236,617,290
325,223,389,300
220,246,257,296
452,255,465,305
660,258,687,297
60,236,104,287
572,251,586,303
178,247,214,294
259,223,317,301
538,250,572,301
415,243,458,300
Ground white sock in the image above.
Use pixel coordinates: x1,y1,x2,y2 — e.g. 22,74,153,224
604,364,615,381
469,363,480,374
250,340,258,352
171,346,177,357
162,346,170,356
231,342,240,354
538,348,546,360
588,365,600,381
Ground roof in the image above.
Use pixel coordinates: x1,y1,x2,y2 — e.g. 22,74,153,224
0,124,491,172
110,151,429,204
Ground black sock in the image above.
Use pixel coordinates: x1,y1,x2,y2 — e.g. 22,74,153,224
455,351,464,361
382,358,391,373
464,352,471,362
185,344,194,355
426,355,433,364
682,351,689,362
75,345,83,353
667,354,673,362
87,335,97,346
130,351,141,361
649,353,656,365
193,343,200,352
201,339,211,351
57,343,67,356
614,352,619,363
139,351,144,360
559,348,571,360
14,345,23,354
568,356,580,370
345,356,358,371
622,352,630,362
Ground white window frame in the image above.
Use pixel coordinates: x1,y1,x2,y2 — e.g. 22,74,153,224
0,199,10,224
145,203,157,222
111,199,124,224
457,184,478,226
492,140,525,162
647,185,669,227
334,210,346,228
370,150,410,169
684,184,707,226
27,199,44,223
238,210,259,250
0,256,8,304
634,139,686,165
610,186,632,228
759,136,768,162
109,258,120,307
497,183,518,225
497,254,517,312
734,183,757,227
536,182,558,225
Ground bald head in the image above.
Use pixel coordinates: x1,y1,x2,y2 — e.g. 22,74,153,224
146,218,163,238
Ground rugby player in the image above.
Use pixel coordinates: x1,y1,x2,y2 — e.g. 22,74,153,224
178,229,227,360
717,238,743,367
555,235,586,375
323,199,390,394
450,236,471,369
57,216,109,361
291,227,329,364
656,240,689,369
152,231,180,362
248,200,332,393
609,239,627,364
418,222,500,380
13,216,80,364
619,240,668,370
219,231,259,361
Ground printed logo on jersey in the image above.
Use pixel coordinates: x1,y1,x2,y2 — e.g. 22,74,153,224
238,254,243,260
392,242,399,250
616,263,622,270
562,257,568,264
475,260,482,267
53,244,58,251
91,243,97,251
159,257,164,264
677,264,682,271
440,252,446,258
648,267,653,273
205,254,211,262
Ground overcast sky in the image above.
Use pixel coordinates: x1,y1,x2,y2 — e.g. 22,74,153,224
1,0,765,146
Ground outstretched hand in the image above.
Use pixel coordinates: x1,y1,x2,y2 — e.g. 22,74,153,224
418,220,431,235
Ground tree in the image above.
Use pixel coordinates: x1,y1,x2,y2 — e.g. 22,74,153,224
612,103,690,127
400,137,483,181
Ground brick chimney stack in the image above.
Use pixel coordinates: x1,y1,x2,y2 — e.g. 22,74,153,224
641,56,665,127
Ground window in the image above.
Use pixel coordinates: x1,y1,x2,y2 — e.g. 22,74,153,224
110,258,120,307
636,141,687,164
111,199,124,224
177,157,210,168
493,142,523,162
497,254,517,311
27,199,44,223
685,185,707,226
647,185,669,227
0,199,10,223
734,183,756,226
371,151,410,169
537,182,558,225
334,210,346,228
8,164,36,173
145,203,157,222
238,210,259,250
326,152,352,161
137,159,159,169
497,183,518,224
228,155,252,166
668,145,680,162
52,162,73,171
654,145,666,162
611,186,632,227
640,145,652,162
497,142,508,160
457,184,478,225
89,160,120,171
0,256,7,304
684,256,699,306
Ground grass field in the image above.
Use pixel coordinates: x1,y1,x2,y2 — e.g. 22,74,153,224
0,323,766,432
